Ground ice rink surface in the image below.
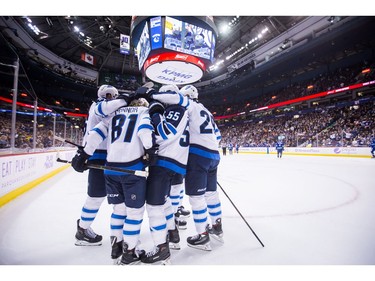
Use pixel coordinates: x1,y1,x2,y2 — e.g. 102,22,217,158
1,153,375,280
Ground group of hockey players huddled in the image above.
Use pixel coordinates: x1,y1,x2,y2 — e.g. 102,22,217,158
70,82,224,265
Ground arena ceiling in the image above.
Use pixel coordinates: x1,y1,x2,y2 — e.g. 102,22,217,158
2,15,375,110
9,16,308,79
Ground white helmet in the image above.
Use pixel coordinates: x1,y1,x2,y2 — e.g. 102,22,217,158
97,85,119,100
180,85,198,100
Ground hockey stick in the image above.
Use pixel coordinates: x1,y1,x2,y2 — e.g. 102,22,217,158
217,181,265,247
55,136,150,177
54,135,82,148
56,158,148,177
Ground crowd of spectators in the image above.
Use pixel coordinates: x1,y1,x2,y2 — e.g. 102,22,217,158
203,61,375,117
203,59,375,149
0,113,81,152
219,99,374,149
1,58,374,153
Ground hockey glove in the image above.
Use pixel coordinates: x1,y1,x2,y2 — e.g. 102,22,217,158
144,144,159,166
134,86,156,102
117,92,136,105
159,84,179,94
148,101,165,116
71,148,91,173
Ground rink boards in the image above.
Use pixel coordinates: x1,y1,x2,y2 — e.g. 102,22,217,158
238,146,371,158
0,149,75,207
0,146,371,207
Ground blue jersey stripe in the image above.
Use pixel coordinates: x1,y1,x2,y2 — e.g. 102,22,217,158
189,147,220,160
156,159,186,175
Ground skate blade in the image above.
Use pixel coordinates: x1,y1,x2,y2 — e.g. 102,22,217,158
169,242,181,250
210,234,224,243
141,257,171,265
75,240,102,246
112,257,122,265
118,260,142,266
162,257,171,265
187,243,212,251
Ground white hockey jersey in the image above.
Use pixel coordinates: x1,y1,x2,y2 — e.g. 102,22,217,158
153,91,221,160
151,104,189,175
94,99,127,118
82,100,107,161
186,100,221,160
83,106,155,174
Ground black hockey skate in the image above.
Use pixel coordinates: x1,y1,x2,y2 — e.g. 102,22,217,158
75,219,102,246
168,227,181,250
175,218,187,230
187,226,211,251
208,218,224,243
110,236,123,264
141,239,171,265
176,205,191,218
119,242,143,265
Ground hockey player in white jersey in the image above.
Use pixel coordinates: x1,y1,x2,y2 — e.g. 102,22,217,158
94,82,154,119
74,84,118,247
140,85,190,264
71,97,157,265
179,85,223,250
136,83,224,251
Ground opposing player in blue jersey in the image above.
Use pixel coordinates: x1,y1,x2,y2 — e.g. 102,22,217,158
71,96,157,265
370,138,375,158
275,141,284,158
74,85,118,247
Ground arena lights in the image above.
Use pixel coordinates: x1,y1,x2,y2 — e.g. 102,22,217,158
219,16,240,35
328,16,341,24
23,17,48,39
0,96,88,118
247,80,375,114
228,16,240,27
64,112,87,118
209,59,224,71
67,19,93,48
226,27,268,61
0,96,52,112
213,79,375,121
